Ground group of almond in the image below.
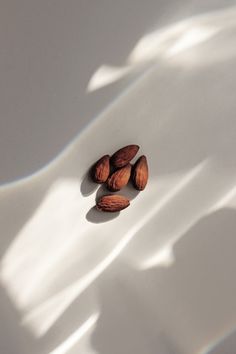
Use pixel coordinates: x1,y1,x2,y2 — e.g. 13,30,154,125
90,144,148,212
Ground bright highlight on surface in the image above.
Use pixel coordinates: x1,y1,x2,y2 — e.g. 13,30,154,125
49,313,98,354
0,178,92,336
167,27,218,56
211,185,236,211
87,6,235,92
87,65,130,92
138,160,208,270
141,245,175,269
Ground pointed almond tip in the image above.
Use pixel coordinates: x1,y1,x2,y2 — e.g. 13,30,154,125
91,154,110,183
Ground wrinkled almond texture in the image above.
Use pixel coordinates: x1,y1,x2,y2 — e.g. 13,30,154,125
91,155,110,183
111,145,139,168
107,164,131,191
96,194,130,212
133,155,148,190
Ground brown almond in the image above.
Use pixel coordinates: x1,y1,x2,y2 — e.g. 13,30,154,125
107,164,131,191
111,145,139,168
96,194,130,212
91,155,110,183
132,155,148,190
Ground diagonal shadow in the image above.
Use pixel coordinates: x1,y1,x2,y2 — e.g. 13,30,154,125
91,208,236,354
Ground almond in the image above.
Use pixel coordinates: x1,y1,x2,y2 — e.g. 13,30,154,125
91,155,110,183
96,194,130,212
107,164,131,191
132,155,148,190
111,145,139,168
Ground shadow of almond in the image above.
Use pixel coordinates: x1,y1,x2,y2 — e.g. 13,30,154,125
84,171,140,224
80,169,99,196
95,184,111,202
86,206,120,223
121,180,140,200
95,180,140,201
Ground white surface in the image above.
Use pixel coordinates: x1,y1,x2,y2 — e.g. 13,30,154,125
1,1,236,354
0,0,234,184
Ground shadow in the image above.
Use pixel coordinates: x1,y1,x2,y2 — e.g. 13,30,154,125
95,184,109,202
91,208,236,354
39,285,99,354
0,0,184,184
94,182,140,201
1,0,235,184
80,169,99,197
122,179,140,200
202,328,236,354
85,185,121,223
1,3,236,354
0,182,48,259
86,206,120,224
91,261,181,354
85,180,140,224
0,279,99,354
0,284,40,354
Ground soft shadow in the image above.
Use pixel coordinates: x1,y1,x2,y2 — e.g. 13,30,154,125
1,3,236,354
86,206,120,224
0,284,38,354
0,183,48,260
95,180,140,201
1,0,198,184
80,169,99,197
85,182,139,223
203,328,236,354
40,285,98,354
91,208,236,354
91,262,180,354
122,180,140,200
95,184,109,202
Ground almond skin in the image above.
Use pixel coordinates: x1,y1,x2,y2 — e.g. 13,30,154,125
111,145,139,168
107,164,131,191
91,155,110,183
96,194,130,212
132,155,148,190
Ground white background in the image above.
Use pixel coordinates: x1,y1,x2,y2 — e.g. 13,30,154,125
1,1,236,354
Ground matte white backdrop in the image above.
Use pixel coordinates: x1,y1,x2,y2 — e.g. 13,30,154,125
1,1,236,354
